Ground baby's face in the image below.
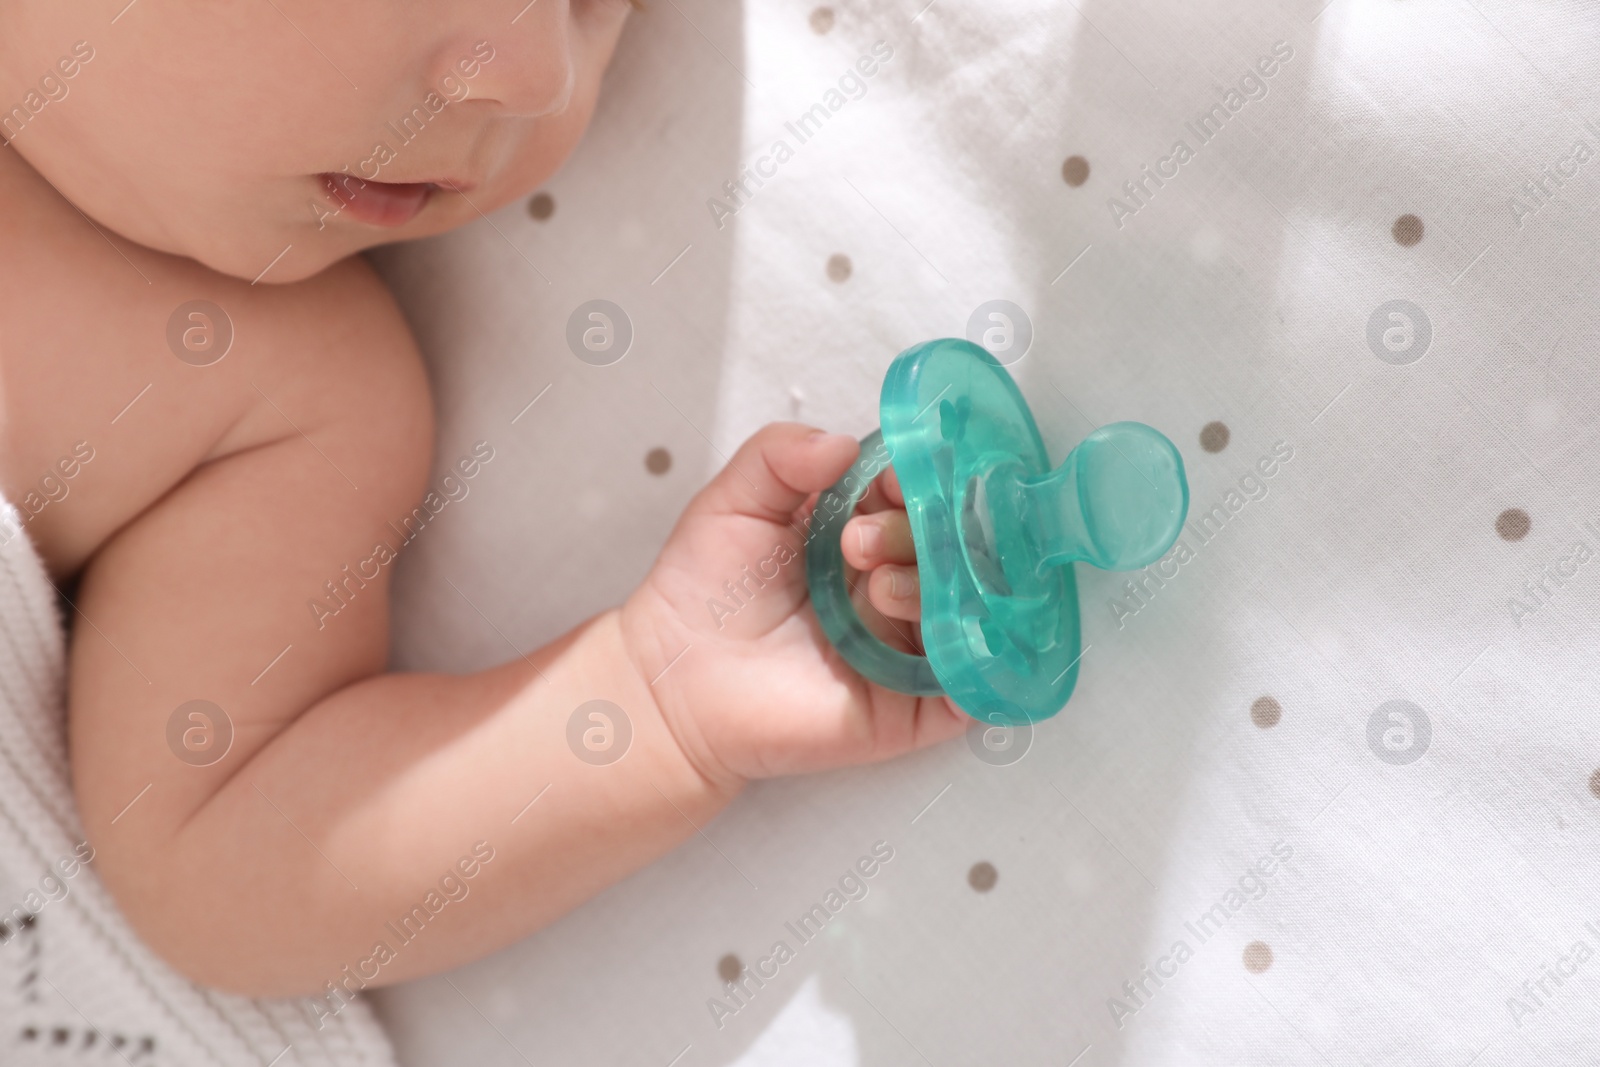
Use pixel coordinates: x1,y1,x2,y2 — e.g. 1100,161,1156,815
0,0,630,282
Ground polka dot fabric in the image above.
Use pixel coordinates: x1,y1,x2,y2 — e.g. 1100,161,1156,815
369,0,1600,1064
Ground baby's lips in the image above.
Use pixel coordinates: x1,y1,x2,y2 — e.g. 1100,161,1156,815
318,173,434,228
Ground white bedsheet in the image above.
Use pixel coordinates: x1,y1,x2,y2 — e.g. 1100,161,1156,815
369,0,1600,1062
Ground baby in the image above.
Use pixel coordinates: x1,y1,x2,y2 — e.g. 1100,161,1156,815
0,0,964,1012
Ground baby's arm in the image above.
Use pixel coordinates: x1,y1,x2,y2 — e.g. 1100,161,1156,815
72,261,963,999
70,272,726,997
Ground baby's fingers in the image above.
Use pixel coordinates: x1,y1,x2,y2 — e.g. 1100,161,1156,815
866,564,921,622
686,423,858,524
841,509,915,570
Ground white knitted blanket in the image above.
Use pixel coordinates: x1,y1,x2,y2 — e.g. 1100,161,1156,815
0,502,396,1065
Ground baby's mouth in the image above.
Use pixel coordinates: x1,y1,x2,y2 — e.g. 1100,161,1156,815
319,173,440,228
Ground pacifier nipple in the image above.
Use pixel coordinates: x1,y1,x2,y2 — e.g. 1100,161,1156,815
1017,422,1188,573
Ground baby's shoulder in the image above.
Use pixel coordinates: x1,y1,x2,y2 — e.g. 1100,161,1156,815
0,152,432,576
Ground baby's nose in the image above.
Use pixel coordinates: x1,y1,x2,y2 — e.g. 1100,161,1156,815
442,10,577,119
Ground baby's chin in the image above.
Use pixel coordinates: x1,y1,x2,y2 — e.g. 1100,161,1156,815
172,236,360,287
178,189,499,285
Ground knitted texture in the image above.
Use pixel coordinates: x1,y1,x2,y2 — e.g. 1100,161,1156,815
0,503,395,1065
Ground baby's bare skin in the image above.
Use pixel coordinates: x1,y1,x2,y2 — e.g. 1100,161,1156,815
0,0,962,1001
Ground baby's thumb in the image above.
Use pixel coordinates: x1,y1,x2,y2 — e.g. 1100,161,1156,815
687,422,859,525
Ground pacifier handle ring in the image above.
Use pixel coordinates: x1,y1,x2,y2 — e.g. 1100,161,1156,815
804,429,946,697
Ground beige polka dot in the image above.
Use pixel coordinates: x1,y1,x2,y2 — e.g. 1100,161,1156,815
645,447,672,475
827,253,852,282
1392,214,1424,247
1588,768,1600,799
528,193,555,221
1496,508,1531,542
809,6,835,33
1061,155,1090,187
1199,421,1230,453
717,953,742,983
1243,940,1273,973
1251,696,1282,729
968,861,998,892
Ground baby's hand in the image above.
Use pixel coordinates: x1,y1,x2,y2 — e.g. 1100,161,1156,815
620,423,968,789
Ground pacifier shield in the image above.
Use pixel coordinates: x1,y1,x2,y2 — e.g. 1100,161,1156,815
880,338,1080,725
804,338,1187,726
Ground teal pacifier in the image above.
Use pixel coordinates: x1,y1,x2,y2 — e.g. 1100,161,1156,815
805,338,1189,725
